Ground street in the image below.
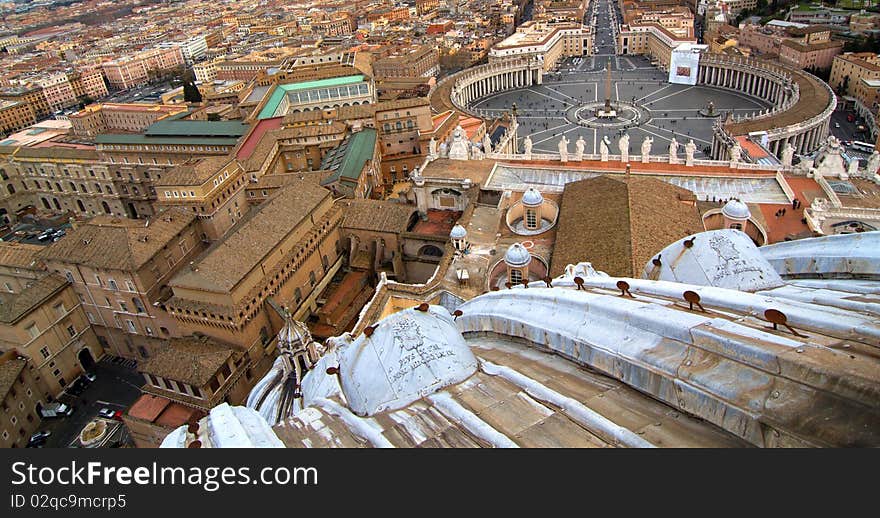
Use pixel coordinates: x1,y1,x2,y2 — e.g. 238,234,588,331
35,356,143,448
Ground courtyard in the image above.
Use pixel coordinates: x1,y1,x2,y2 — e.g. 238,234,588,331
469,54,774,158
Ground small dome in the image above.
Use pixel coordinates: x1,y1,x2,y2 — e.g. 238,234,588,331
504,243,532,267
722,199,751,221
521,188,544,207
450,224,467,239
278,313,311,351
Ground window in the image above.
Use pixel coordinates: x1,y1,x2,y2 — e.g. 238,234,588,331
65,271,74,283
510,269,523,284
94,275,102,286
53,303,66,317
4,282,12,293
25,324,38,339
145,326,154,336
66,325,76,338
87,312,96,323
108,279,118,291
39,346,50,360
52,369,61,377
526,209,537,229
309,271,316,287
125,280,135,292
133,298,146,313
126,320,136,333
119,301,129,313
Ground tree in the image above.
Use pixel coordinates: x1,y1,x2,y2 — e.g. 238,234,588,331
182,80,202,103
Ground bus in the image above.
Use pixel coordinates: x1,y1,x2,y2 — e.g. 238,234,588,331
850,140,875,153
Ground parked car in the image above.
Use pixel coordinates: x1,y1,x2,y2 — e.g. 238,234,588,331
98,407,116,419
27,431,51,447
39,402,73,418
84,372,97,383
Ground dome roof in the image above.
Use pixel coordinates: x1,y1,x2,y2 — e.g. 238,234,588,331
331,306,478,416
722,199,751,220
277,312,311,351
504,243,532,267
521,187,544,206
449,224,467,239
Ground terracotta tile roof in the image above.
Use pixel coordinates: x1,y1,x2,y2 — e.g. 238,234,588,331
38,208,197,271
140,335,236,387
551,176,704,277
169,181,330,293
155,156,235,187
0,242,44,270
420,158,496,183
341,199,418,233
0,273,67,324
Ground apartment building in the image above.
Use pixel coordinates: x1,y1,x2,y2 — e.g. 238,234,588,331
0,273,102,397
830,52,880,95
38,209,208,360
69,103,189,137
0,353,46,448
155,157,248,240
164,180,343,350
372,46,440,79
102,47,185,90
778,26,843,70
0,100,36,137
489,21,593,71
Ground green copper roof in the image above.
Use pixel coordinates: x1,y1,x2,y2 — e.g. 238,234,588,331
320,128,376,196
145,120,249,137
257,75,366,120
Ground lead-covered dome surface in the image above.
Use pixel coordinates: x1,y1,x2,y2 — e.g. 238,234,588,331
504,243,532,267
521,187,544,206
450,224,467,239
642,229,784,292
332,305,478,417
721,199,751,220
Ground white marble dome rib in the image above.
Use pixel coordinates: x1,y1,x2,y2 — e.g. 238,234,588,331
521,187,544,207
450,224,467,239
504,243,532,267
722,198,751,220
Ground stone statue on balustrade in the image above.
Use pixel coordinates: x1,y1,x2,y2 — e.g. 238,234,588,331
482,134,493,155
523,134,533,160
668,137,679,164
729,141,742,164
641,136,652,163
575,135,585,161
558,135,570,162
448,125,470,161
867,150,880,176
845,158,859,180
685,139,696,167
618,133,629,163
781,142,795,167
600,136,610,162
428,137,438,159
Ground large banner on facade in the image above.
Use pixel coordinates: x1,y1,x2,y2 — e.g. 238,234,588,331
668,44,704,86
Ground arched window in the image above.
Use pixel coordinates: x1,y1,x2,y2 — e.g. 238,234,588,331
395,121,402,130
525,209,537,229
406,120,414,129
101,201,111,214
510,269,523,284
76,200,85,212
6,184,14,195
132,298,145,313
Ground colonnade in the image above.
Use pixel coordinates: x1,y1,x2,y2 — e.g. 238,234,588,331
451,61,543,108
701,56,836,160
